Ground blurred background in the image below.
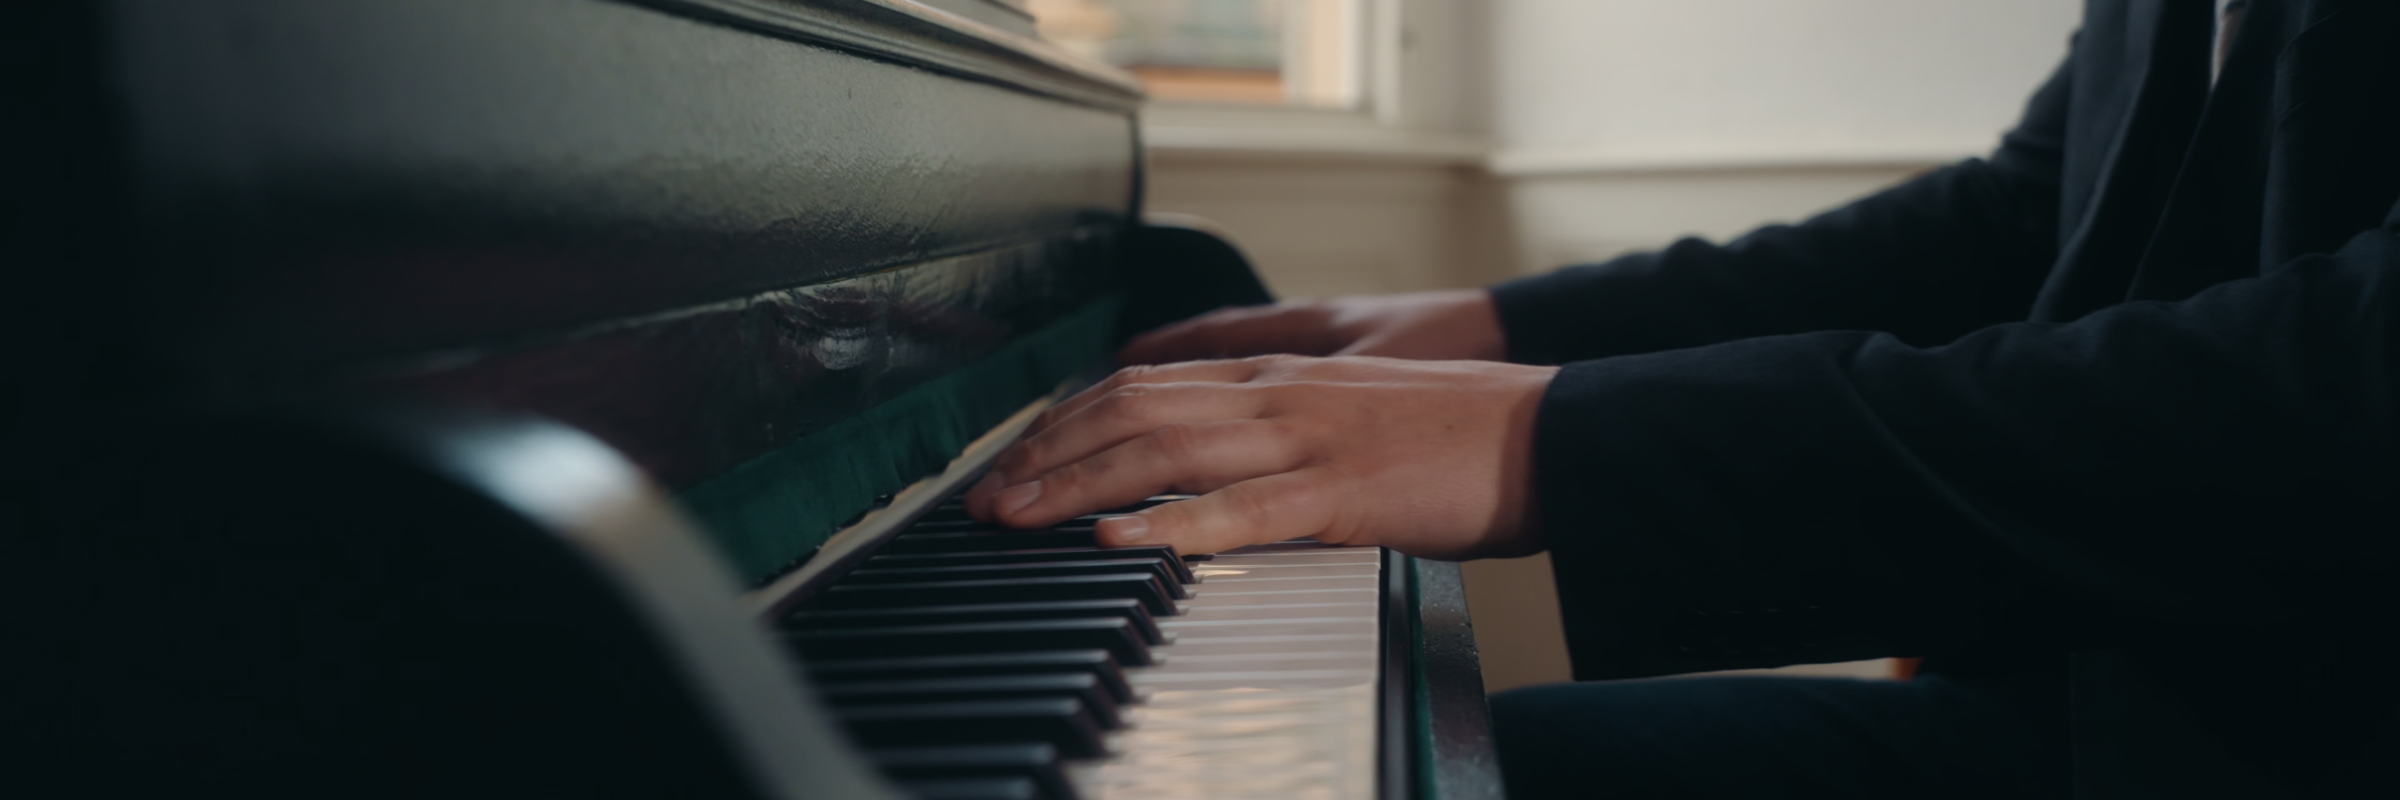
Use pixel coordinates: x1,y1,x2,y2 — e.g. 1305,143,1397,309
1031,0,2083,691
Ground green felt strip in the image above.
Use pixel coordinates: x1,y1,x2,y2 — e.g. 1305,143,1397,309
680,298,1123,584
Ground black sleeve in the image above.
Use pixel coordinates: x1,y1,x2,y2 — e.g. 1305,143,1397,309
1531,204,2400,680
1487,51,2074,364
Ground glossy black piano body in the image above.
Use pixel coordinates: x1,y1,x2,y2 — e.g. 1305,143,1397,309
20,1,1497,798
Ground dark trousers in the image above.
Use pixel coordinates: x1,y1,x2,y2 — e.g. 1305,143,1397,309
1491,673,2068,799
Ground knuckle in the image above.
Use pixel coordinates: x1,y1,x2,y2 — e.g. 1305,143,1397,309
1101,384,1161,422
1042,460,1094,494
991,453,1028,481
1147,423,1206,464
1266,416,1308,442
1288,474,1353,542
997,438,1046,473
1256,386,1321,422
1224,484,1278,531
1283,471,1332,510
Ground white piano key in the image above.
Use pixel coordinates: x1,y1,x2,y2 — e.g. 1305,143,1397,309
1070,543,1382,800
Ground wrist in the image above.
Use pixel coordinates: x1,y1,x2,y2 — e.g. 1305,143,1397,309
1457,288,1507,362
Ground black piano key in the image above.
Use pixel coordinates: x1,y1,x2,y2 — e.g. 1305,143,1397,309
842,559,1191,599
884,530,1102,553
870,744,1075,800
820,673,1121,729
785,599,1166,646
869,546,1195,584
892,777,1041,800
784,618,1154,666
807,650,1134,704
815,573,1181,616
838,698,1108,758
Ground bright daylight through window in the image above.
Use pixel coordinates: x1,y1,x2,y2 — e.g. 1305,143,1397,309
1029,0,1363,108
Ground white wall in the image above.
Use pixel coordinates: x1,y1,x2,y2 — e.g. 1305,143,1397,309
1144,152,1514,299
1489,0,2081,271
1494,0,2081,161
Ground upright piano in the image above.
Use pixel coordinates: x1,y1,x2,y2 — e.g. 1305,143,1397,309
30,1,1499,798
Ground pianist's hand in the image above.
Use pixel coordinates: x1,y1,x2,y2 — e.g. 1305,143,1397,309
1119,288,1506,365
964,355,1557,559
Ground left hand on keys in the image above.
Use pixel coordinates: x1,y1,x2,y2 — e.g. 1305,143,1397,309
964,355,1559,559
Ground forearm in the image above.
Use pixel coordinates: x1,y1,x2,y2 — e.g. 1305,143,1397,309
1492,50,2075,365
1534,222,2400,679
1492,154,2062,364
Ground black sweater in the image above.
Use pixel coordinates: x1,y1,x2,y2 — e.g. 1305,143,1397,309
1487,1,2399,796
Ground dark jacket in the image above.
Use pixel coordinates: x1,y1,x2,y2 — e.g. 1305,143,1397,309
1488,0,2399,795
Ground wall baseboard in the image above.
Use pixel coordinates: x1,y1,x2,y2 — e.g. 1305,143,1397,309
1489,139,1986,177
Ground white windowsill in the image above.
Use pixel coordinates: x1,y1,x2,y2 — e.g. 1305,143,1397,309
1141,102,1487,164
1488,139,1991,177
1145,101,1989,174
1146,125,1489,164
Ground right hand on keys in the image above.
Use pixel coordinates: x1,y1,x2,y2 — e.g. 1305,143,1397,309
963,353,1556,560
1119,288,1508,365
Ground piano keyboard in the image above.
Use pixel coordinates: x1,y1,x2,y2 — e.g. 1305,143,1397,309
782,497,1384,800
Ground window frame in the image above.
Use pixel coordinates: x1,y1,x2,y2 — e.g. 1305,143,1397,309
1134,0,1489,162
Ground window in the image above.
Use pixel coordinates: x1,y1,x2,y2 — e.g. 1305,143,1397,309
1029,0,1364,109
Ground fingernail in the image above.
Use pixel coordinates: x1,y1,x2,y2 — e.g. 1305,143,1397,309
1103,515,1149,542
994,480,1042,517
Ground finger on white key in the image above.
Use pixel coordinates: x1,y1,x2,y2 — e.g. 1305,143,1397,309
972,360,1272,520
995,419,1305,528
967,382,1266,519
1000,381,1267,480
1094,467,1345,554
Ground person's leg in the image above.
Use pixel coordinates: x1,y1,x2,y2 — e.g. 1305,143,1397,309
1490,674,2066,799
